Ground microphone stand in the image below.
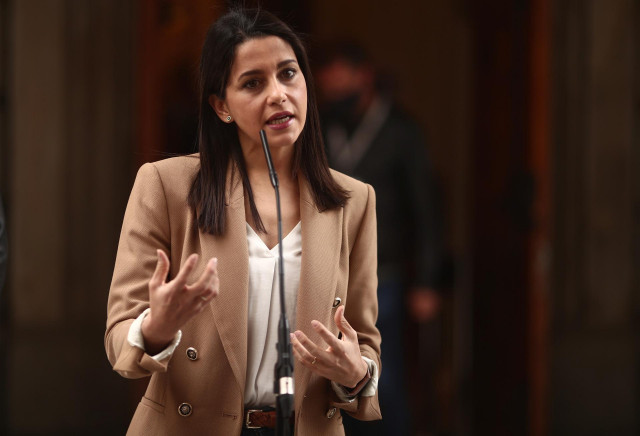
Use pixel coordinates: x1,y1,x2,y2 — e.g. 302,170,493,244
260,130,294,435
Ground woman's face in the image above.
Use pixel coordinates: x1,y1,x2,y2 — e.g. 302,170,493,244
212,36,308,153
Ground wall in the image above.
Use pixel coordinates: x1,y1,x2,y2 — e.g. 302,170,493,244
551,0,640,433
5,0,135,433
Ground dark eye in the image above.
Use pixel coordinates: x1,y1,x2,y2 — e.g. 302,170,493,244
243,79,260,89
281,68,297,80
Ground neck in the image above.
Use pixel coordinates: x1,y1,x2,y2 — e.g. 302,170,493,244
241,138,296,186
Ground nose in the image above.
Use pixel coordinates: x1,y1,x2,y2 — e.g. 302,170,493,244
266,79,286,105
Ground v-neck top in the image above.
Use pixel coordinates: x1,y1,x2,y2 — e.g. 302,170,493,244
244,221,302,407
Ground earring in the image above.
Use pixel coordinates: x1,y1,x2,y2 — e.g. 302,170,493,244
226,115,232,122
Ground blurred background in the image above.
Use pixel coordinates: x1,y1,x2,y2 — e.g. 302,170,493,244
0,0,638,434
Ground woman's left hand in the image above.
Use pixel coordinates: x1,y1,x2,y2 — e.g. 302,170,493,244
291,305,368,388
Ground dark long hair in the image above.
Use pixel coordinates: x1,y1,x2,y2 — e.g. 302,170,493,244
188,8,348,235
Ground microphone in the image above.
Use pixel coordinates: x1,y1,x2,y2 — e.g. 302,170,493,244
260,130,294,435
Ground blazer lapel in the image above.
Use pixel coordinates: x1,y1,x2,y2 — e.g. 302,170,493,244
294,176,343,411
200,167,249,396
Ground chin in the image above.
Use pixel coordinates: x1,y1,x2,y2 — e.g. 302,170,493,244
266,130,302,148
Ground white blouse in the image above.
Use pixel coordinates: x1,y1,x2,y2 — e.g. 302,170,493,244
244,221,302,407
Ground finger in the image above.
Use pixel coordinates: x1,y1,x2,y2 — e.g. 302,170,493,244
196,278,219,303
196,259,220,302
187,258,219,298
291,341,304,362
188,257,217,290
193,297,211,314
293,330,324,359
334,305,357,341
290,332,316,365
149,249,170,289
195,289,216,305
311,319,344,352
171,253,199,289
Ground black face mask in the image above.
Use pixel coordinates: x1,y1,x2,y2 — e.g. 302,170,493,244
322,92,362,129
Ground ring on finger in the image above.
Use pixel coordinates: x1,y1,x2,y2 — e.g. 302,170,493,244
200,295,208,302
311,356,317,365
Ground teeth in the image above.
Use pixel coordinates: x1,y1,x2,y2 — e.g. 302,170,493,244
268,116,291,125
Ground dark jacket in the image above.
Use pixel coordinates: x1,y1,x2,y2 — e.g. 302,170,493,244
324,102,443,289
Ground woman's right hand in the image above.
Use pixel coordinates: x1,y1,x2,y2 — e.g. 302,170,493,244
141,249,219,354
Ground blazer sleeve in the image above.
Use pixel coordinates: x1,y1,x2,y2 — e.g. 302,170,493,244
333,183,383,420
104,163,173,379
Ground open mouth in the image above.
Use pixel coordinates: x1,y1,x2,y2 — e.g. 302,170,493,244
266,113,293,125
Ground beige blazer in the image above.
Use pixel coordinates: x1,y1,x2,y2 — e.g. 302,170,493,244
105,155,382,435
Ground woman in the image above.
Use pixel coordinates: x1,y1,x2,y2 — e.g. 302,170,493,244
105,8,381,436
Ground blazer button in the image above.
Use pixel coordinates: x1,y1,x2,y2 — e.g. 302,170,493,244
332,297,342,308
178,403,192,417
326,407,337,419
186,347,198,361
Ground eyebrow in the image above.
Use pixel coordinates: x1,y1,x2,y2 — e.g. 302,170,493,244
237,59,298,80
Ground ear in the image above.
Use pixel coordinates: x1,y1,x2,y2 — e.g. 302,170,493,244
209,94,231,122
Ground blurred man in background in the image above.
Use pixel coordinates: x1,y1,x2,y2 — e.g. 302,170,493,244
316,42,446,435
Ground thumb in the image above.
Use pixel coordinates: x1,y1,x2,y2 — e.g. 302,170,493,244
334,305,356,340
149,249,170,289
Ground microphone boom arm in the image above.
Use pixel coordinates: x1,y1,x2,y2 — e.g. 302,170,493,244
260,130,294,436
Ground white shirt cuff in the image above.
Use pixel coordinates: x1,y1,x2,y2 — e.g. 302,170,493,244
127,308,182,362
331,356,379,402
